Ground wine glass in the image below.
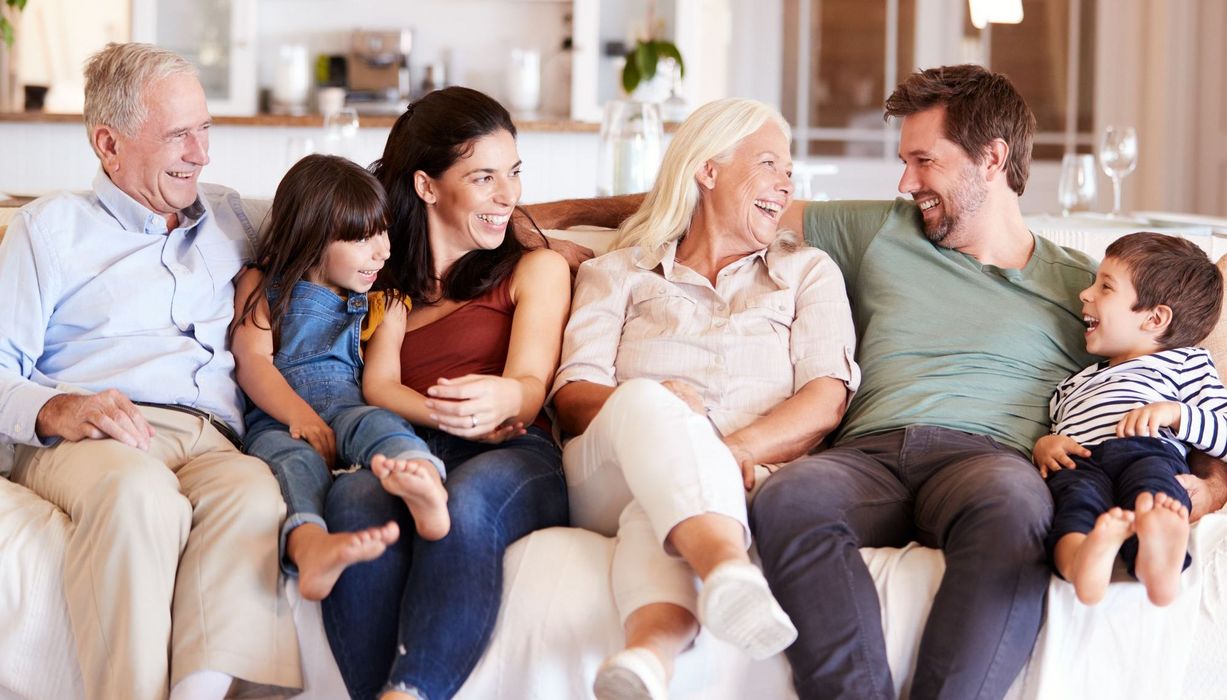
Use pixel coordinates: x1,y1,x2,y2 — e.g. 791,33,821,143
1057,154,1097,216
1098,125,1138,217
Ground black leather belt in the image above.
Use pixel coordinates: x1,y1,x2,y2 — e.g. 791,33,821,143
133,401,243,450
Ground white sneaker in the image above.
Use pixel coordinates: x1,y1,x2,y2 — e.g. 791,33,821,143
593,647,669,700
698,560,798,659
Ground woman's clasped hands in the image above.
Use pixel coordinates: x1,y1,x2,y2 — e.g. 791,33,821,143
425,374,526,443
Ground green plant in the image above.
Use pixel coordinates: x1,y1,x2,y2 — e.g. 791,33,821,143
1,0,27,48
621,38,684,96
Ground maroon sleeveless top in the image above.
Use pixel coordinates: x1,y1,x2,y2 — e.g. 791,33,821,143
401,275,551,432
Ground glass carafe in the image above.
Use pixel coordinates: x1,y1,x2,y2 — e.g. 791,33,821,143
597,100,664,196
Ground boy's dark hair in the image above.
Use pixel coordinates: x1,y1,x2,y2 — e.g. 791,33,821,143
372,86,525,307
1106,232,1224,349
234,153,389,343
884,64,1035,196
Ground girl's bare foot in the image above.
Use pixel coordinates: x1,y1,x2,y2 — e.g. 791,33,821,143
1134,492,1190,606
288,522,400,601
372,454,451,540
1070,507,1135,605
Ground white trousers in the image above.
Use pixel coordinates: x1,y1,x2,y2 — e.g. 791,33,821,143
564,378,765,623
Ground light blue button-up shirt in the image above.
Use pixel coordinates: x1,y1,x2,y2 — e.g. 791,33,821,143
0,169,259,445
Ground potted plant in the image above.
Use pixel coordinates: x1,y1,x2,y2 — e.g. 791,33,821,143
619,0,684,101
621,37,684,97
1,0,27,47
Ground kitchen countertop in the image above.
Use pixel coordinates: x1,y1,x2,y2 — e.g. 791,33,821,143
0,111,602,132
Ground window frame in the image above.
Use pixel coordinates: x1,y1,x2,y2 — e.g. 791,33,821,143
785,0,1096,161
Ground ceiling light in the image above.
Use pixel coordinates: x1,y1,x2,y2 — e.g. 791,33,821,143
969,0,1024,28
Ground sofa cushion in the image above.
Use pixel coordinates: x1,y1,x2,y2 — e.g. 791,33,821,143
0,476,82,699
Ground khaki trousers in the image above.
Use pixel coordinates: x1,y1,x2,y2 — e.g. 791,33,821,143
13,406,302,700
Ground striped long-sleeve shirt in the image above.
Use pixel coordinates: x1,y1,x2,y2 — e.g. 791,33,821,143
1049,347,1227,457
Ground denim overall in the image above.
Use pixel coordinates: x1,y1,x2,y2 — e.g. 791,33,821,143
243,280,443,574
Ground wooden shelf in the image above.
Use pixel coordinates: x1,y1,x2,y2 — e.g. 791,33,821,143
0,111,602,132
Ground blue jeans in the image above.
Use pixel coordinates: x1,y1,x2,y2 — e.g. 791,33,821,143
321,425,568,700
1046,435,1192,577
246,404,442,575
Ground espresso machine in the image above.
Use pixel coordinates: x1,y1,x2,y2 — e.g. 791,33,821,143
347,29,412,115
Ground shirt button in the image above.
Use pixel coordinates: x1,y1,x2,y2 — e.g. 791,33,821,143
713,319,727,329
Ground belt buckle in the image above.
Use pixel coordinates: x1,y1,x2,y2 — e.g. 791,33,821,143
200,408,241,450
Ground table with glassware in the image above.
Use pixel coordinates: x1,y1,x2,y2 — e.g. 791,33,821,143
1026,212,1221,262
1050,122,1227,261
1057,124,1138,217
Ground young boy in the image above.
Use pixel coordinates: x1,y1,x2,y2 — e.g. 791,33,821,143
1034,232,1225,607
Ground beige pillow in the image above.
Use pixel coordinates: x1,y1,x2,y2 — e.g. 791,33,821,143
1200,255,1227,370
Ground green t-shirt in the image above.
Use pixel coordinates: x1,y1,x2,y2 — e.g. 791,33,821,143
803,199,1098,456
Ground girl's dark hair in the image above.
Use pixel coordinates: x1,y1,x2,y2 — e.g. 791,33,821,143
234,153,389,341
372,86,525,306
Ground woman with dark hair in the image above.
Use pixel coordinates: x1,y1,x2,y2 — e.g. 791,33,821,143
320,87,572,700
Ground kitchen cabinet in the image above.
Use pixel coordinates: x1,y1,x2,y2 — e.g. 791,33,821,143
132,0,257,115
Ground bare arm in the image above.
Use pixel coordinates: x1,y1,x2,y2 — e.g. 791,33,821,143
1182,451,1227,522
500,248,572,422
552,380,618,436
361,298,436,426
517,194,645,231
231,268,336,462
724,376,849,470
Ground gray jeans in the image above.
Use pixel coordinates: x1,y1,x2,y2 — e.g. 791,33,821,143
751,425,1052,700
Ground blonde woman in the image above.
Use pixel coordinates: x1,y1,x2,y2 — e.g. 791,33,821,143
551,99,860,699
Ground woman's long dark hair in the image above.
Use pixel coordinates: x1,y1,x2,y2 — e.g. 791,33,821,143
234,153,389,342
372,86,525,306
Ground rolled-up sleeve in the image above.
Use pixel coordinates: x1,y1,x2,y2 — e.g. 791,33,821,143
0,212,65,445
790,250,860,395
548,256,629,402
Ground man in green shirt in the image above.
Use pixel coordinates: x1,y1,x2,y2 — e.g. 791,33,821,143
749,66,1095,700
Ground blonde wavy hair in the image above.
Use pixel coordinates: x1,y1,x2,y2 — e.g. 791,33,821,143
614,98,791,251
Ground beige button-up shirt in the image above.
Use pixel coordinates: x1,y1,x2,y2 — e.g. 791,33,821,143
552,233,860,437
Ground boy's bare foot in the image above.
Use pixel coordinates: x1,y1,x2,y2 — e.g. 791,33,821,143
288,522,400,601
372,454,451,540
1133,492,1190,607
1069,508,1135,605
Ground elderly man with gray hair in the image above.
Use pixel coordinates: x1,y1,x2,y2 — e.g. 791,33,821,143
0,43,300,699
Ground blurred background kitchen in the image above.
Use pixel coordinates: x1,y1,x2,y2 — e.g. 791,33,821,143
0,0,1224,230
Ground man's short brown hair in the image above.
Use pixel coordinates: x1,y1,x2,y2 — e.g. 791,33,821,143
1105,232,1224,349
885,64,1035,196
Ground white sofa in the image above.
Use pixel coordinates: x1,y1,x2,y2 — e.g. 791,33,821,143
3,212,1227,699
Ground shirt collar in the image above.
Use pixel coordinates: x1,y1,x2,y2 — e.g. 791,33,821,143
635,239,681,276
636,237,775,284
92,168,209,236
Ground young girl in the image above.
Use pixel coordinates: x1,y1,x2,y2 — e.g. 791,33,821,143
233,154,450,602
